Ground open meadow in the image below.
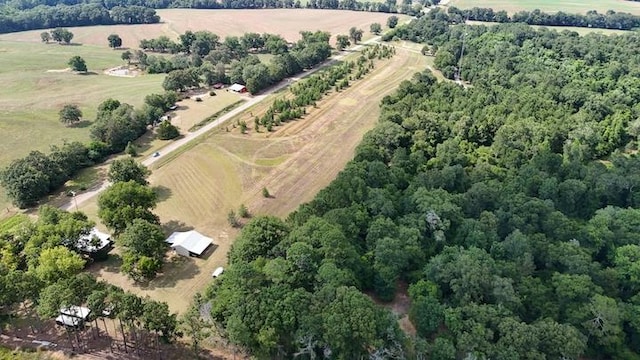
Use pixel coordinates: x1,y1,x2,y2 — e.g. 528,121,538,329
448,0,640,15
80,45,430,313
0,9,408,47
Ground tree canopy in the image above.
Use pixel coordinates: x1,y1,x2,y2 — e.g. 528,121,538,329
205,13,640,358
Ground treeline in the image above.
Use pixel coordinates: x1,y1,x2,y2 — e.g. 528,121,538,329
204,14,640,360
0,4,159,33
1,0,422,13
149,30,333,94
0,92,177,208
254,44,396,131
448,6,640,30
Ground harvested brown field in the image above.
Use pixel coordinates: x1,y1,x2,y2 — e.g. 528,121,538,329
85,45,429,314
0,9,408,46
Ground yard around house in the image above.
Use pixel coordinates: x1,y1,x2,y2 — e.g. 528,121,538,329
447,0,640,15
80,45,430,314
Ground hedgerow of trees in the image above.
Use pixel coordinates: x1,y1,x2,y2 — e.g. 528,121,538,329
448,6,640,30
203,13,640,359
253,44,395,132
145,30,334,95
0,4,160,34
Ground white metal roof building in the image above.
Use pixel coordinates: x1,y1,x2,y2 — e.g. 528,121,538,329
166,230,214,257
55,306,91,328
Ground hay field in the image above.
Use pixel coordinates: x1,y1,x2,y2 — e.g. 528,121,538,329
0,9,407,47
86,45,429,313
448,0,640,15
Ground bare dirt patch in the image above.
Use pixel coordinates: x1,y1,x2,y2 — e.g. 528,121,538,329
0,9,408,47
104,66,140,77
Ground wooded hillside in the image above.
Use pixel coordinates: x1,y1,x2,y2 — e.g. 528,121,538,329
205,10,640,359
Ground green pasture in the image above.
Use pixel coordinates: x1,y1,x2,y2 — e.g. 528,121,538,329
448,0,640,15
0,40,165,212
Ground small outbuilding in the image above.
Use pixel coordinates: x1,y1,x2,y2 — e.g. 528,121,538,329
212,266,224,278
213,83,225,89
55,306,91,329
166,230,214,257
75,228,112,261
229,83,247,93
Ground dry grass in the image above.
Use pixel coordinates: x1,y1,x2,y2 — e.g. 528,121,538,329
81,45,429,314
0,9,408,47
448,0,640,15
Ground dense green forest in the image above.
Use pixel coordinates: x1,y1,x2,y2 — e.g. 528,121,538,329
447,6,640,30
0,4,159,33
204,9,640,359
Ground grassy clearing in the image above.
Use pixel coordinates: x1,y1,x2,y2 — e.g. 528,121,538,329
79,45,429,313
189,99,246,132
448,0,640,15
0,40,164,214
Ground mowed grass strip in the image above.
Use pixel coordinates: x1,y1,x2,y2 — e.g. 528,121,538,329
448,0,640,15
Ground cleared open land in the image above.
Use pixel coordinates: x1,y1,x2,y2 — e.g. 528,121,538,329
0,9,407,215
0,9,408,47
82,45,429,313
448,0,640,15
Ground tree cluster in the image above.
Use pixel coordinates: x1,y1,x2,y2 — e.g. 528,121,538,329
206,17,640,359
150,30,333,95
0,204,176,355
100,160,166,281
1,92,176,208
0,4,159,34
448,6,640,31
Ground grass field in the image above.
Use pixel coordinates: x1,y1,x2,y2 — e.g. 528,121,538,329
0,9,407,47
448,0,640,15
0,41,165,212
81,45,429,313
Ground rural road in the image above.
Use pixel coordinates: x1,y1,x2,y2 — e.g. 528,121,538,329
59,36,382,212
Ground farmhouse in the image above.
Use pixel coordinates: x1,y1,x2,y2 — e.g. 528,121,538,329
229,83,247,93
166,230,214,257
75,228,112,261
55,306,91,328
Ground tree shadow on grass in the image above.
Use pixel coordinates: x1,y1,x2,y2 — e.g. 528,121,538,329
135,137,154,154
139,255,201,290
69,120,92,128
90,253,122,274
78,71,99,76
153,185,172,203
162,219,193,234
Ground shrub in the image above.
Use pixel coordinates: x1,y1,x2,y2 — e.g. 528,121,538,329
262,187,270,198
238,203,249,218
